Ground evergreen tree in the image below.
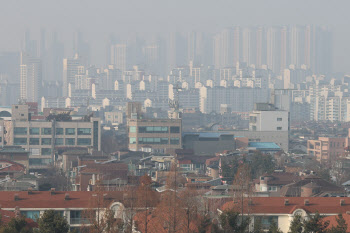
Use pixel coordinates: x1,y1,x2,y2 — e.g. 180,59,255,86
303,212,329,233
37,210,69,233
0,216,33,233
268,220,283,233
219,209,250,233
289,215,303,233
252,218,264,233
328,214,348,233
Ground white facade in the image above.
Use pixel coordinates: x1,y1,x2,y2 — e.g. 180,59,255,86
249,108,289,132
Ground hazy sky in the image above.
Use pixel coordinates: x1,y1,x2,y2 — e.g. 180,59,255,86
1,0,350,72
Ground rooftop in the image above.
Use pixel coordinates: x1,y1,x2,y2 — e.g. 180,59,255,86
248,142,281,150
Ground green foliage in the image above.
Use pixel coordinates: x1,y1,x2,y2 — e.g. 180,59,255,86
303,212,329,233
221,152,276,182
328,214,348,233
46,113,72,122
252,218,264,233
289,215,303,233
268,220,283,233
0,216,33,233
219,209,250,233
37,210,69,233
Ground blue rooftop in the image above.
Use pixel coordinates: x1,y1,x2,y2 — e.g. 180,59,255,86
248,142,281,150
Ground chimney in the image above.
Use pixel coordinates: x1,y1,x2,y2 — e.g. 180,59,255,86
304,199,309,206
28,187,33,195
14,194,19,201
64,193,69,200
50,188,56,195
340,199,345,206
284,199,289,206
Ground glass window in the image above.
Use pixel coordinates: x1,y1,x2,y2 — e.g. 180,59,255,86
170,138,180,145
29,158,51,165
138,137,168,144
41,148,52,155
70,210,82,225
29,138,40,145
277,127,282,130
277,118,282,121
55,128,64,135
129,137,136,144
170,126,180,133
21,211,40,221
77,138,91,145
41,138,52,145
14,138,27,145
138,126,168,133
65,128,75,135
55,138,64,145
77,128,91,135
29,127,40,135
41,128,52,135
14,127,27,135
65,138,75,146
129,126,136,133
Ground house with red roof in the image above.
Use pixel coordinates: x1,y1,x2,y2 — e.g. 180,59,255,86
220,197,350,233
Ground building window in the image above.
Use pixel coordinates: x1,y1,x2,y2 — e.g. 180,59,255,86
254,216,279,230
77,128,91,135
138,137,168,144
55,138,64,145
70,210,83,225
41,128,52,135
30,127,40,135
277,127,282,130
29,138,40,145
29,158,51,165
129,126,137,133
14,127,27,135
93,121,99,150
77,138,91,146
21,211,40,221
14,138,27,145
41,138,52,145
56,128,64,135
170,138,180,145
277,118,282,121
138,126,168,133
65,128,75,135
41,148,52,155
170,126,180,133
65,138,75,146
129,137,136,144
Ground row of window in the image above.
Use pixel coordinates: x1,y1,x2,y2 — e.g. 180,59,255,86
14,138,91,146
130,126,180,134
14,127,92,136
129,137,180,145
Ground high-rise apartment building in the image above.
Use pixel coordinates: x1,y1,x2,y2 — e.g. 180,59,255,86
20,53,42,102
62,54,81,97
110,44,127,72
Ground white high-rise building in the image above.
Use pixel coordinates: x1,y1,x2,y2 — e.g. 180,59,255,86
110,44,127,72
20,52,42,102
62,54,81,97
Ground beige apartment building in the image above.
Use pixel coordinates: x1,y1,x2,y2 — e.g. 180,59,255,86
2,104,101,170
127,118,182,153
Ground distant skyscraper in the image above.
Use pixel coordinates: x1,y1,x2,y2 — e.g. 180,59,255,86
110,44,127,72
213,28,233,69
73,31,90,66
266,27,281,74
62,54,81,97
20,52,42,102
290,26,305,67
280,26,289,73
232,27,240,64
242,28,255,66
255,27,264,68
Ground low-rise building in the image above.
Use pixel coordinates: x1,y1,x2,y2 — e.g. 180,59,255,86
221,197,350,233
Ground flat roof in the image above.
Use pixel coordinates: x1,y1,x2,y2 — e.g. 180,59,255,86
248,142,281,149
